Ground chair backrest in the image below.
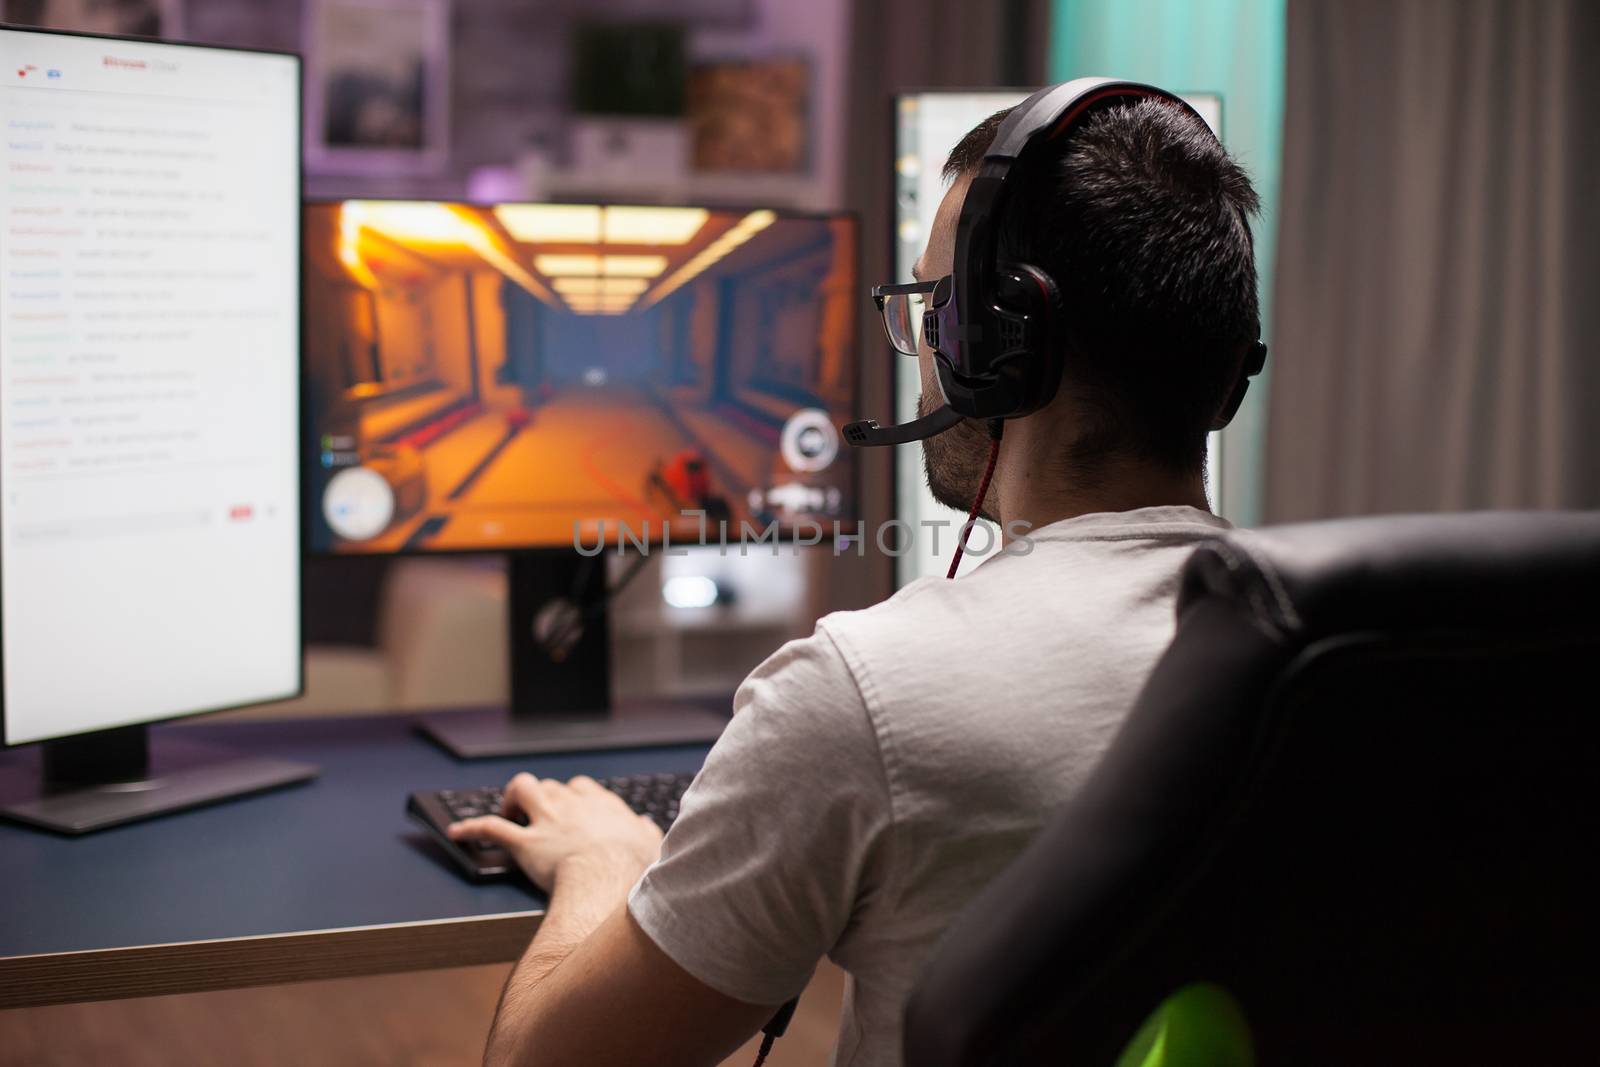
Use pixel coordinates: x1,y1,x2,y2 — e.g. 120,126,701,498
905,511,1600,1067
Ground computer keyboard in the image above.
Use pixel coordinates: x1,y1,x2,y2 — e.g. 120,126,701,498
407,772,695,882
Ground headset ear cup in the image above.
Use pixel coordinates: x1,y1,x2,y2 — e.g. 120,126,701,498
1211,341,1267,430
1211,380,1252,430
995,262,1065,415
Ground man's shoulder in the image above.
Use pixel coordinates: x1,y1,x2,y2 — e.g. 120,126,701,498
818,552,1031,660
723,576,986,760
818,517,1227,714
730,617,872,738
824,508,1232,649
802,558,1036,730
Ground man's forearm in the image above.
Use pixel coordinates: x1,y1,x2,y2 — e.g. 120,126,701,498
484,849,650,1066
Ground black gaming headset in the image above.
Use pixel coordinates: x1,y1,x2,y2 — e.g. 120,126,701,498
844,77,1268,448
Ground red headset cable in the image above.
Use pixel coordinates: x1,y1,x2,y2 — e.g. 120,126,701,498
946,421,1005,579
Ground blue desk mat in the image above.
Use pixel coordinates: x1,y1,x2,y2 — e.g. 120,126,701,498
0,713,712,958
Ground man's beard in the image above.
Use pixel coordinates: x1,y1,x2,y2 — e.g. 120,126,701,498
918,390,996,519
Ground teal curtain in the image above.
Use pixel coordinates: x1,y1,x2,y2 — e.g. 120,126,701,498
1049,0,1286,526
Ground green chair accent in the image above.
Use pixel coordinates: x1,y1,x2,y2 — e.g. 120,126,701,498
1113,984,1255,1067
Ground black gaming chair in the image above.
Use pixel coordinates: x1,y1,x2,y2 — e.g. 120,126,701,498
905,512,1600,1067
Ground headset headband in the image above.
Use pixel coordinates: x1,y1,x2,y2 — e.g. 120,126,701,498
948,80,1216,408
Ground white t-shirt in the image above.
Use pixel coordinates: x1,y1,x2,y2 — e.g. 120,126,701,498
628,506,1231,1066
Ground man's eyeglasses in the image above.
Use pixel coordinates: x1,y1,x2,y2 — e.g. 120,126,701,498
872,280,940,356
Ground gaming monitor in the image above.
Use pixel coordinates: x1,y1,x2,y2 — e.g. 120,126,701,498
304,200,858,556
302,199,858,756
892,89,1224,585
0,27,311,830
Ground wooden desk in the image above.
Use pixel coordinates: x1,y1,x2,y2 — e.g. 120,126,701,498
0,713,711,1008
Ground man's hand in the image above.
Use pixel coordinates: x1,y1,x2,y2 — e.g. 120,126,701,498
447,772,663,891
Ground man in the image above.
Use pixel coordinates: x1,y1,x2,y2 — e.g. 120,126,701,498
447,96,1262,1066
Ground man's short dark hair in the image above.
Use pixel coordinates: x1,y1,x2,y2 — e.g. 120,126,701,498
945,100,1261,475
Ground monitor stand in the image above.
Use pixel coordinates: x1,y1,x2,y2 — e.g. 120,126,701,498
414,551,730,758
0,724,318,835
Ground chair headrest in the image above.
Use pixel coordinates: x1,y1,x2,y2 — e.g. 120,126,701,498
1181,511,1600,643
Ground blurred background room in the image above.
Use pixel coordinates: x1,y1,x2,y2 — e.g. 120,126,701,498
1,0,1597,1063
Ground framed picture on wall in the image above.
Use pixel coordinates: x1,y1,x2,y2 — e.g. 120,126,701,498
1,0,184,38
686,55,811,174
304,0,450,176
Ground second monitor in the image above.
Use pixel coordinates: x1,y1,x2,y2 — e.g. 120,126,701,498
304,199,858,754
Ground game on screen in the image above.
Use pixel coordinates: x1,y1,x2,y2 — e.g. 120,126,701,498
305,200,858,553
